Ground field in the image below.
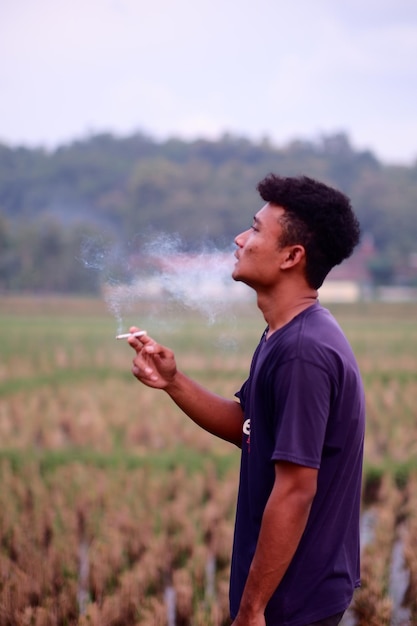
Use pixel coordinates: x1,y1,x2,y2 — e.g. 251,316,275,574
1,295,417,625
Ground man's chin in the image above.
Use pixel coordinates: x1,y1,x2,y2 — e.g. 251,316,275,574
231,269,241,282
232,270,248,286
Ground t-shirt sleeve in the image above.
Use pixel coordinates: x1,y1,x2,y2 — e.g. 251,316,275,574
270,357,332,469
235,379,248,411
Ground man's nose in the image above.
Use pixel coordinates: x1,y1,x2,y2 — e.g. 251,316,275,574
234,229,248,247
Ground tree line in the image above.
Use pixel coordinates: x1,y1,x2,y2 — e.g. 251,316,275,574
0,131,416,293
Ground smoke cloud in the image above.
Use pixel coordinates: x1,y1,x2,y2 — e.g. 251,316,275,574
80,232,251,335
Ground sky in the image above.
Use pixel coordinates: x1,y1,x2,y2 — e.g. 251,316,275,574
1,0,417,164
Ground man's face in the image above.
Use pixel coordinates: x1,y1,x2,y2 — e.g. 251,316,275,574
232,203,287,289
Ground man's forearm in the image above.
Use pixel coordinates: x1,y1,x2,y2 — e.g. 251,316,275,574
165,370,243,446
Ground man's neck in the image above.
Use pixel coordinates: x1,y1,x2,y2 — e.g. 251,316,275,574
257,285,318,338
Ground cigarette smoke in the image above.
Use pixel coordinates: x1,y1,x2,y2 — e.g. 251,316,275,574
80,232,250,336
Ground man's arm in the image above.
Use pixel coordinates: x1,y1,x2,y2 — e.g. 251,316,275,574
232,461,318,625
128,329,244,447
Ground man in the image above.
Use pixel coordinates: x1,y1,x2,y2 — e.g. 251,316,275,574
128,174,365,626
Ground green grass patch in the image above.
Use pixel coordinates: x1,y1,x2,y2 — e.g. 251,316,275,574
0,445,239,478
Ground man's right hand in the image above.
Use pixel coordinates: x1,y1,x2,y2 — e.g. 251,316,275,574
128,327,177,390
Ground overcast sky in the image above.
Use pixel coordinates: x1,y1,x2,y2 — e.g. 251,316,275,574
1,0,417,164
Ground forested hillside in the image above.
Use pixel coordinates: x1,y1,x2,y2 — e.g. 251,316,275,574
0,131,416,292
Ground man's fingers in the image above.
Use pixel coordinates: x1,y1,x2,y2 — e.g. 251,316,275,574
127,327,175,388
129,331,171,361
127,327,155,351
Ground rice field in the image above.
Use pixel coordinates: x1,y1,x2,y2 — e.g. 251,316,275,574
0,295,416,625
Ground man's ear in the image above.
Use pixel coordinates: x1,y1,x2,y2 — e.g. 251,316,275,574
280,245,305,269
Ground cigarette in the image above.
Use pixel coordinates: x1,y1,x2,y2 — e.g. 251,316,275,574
116,330,147,340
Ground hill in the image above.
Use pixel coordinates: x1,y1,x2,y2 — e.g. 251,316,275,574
0,131,416,292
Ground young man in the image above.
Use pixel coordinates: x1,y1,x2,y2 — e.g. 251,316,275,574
128,174,365,626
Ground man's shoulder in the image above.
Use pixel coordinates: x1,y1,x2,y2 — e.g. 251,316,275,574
275,303,353,364
283,303,338,342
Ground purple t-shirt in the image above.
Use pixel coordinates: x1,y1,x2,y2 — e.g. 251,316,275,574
230,303,365,625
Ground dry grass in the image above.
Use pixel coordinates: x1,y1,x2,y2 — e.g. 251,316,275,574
1,295,417,624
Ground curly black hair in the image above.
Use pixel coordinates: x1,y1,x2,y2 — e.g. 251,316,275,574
257,174,361,289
